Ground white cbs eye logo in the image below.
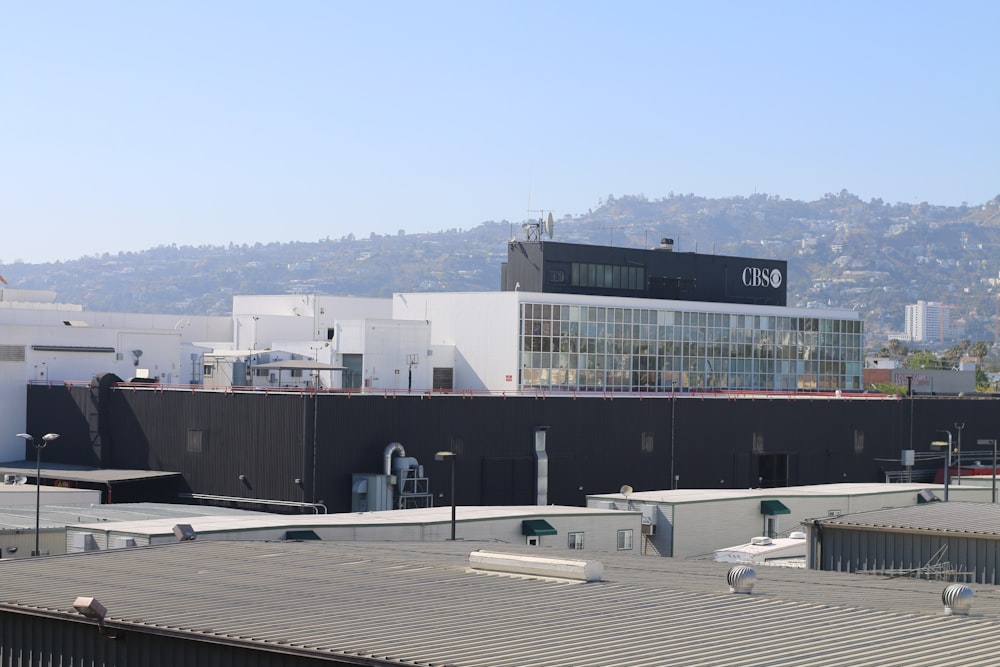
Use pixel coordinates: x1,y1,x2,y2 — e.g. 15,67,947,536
742,267,782,289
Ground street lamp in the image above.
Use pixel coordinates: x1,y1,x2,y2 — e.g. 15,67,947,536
435,451,457,540
978,439,998,503
954,422,965,484
16,432,60,556
670,380,677,490
930,429,953,502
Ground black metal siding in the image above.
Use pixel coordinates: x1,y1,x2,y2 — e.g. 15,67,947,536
26,384,1000,514
0,611,359,666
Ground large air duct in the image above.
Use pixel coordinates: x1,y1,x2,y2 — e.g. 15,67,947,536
534,427,549,505
384,442,405,476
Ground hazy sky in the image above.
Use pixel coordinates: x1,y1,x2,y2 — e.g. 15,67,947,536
3,1,998,263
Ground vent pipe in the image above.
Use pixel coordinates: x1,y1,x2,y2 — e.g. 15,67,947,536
534,427,549,505
942,584,974,616
384,442,405,476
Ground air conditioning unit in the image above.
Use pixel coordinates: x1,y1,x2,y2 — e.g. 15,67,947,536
641,524,656,536
750,536,773,546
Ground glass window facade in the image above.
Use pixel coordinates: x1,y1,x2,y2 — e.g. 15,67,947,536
571,263,645,291
519,302,863,392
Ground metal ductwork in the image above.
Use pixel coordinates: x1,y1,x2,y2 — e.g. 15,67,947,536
384,442,405,476
534,427,549,505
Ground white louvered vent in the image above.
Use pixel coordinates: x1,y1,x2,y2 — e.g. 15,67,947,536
0,345,26,362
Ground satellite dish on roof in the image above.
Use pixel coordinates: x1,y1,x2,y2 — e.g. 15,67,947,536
543,211,555,239
620,484,633,509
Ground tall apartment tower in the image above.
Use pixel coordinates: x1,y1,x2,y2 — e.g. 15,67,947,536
904,300,950,342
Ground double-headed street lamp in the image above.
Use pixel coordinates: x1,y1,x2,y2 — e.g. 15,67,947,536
16,432,60,556
930,429,953,502
435,451,457,540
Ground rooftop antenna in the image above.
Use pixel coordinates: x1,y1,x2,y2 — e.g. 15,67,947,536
524,209,554,242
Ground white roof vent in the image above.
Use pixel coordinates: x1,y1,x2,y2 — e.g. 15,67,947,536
789,531,807,540
942,584,974,616
727,565,757,594
750,536,772,546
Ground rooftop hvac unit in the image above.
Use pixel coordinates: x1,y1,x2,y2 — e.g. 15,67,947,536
750,536,773,546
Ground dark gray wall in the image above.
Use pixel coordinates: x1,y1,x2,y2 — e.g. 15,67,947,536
26,384,1000,514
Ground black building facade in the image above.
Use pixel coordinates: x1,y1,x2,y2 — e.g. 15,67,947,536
501,240,787,306
25,381,1000,514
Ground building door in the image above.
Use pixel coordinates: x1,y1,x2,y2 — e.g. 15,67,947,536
757,453,789,488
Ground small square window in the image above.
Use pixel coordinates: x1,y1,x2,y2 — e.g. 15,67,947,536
617,529,633,551
568,532,584,550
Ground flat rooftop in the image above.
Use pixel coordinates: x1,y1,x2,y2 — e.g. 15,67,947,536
73,504,631,536
590,482,957,504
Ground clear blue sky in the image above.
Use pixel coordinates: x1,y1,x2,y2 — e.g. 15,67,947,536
3,1,998,263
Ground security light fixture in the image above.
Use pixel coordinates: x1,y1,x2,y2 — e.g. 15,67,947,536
73,596,116,638
173,523,197,541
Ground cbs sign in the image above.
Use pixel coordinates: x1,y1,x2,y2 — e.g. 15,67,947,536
741,266,783,289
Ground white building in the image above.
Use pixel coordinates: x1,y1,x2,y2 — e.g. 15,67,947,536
587,483,991,559
0,288,230,460
206,295,453,391
394,290,865,394
904,300,950,343
65,505,642,555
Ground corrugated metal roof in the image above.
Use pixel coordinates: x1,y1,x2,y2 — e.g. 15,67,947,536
0,502,269,531
818,501,1000,535
0,461,180,484
4,540,1000,666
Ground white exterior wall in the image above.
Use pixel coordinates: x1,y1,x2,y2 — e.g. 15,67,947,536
394,292,521,392
69,508,643,555
233,295,391,345
589,484,992,559
1,528,66,559
356,319,433,391
0,485,102,506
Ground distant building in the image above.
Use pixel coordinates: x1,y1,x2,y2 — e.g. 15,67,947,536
904,300,950,343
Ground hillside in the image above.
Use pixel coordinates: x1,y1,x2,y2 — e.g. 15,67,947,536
5,191,1000,349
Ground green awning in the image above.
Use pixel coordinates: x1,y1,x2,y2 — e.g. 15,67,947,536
521,519,557,536
760,500,791,515
285,530,321,541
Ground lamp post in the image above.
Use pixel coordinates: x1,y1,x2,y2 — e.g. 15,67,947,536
931,429,953,502
954,422,965,484
906,375,914,454
670,380,677,490
435,451,456,540
16,432,60,556
978,439,998,503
